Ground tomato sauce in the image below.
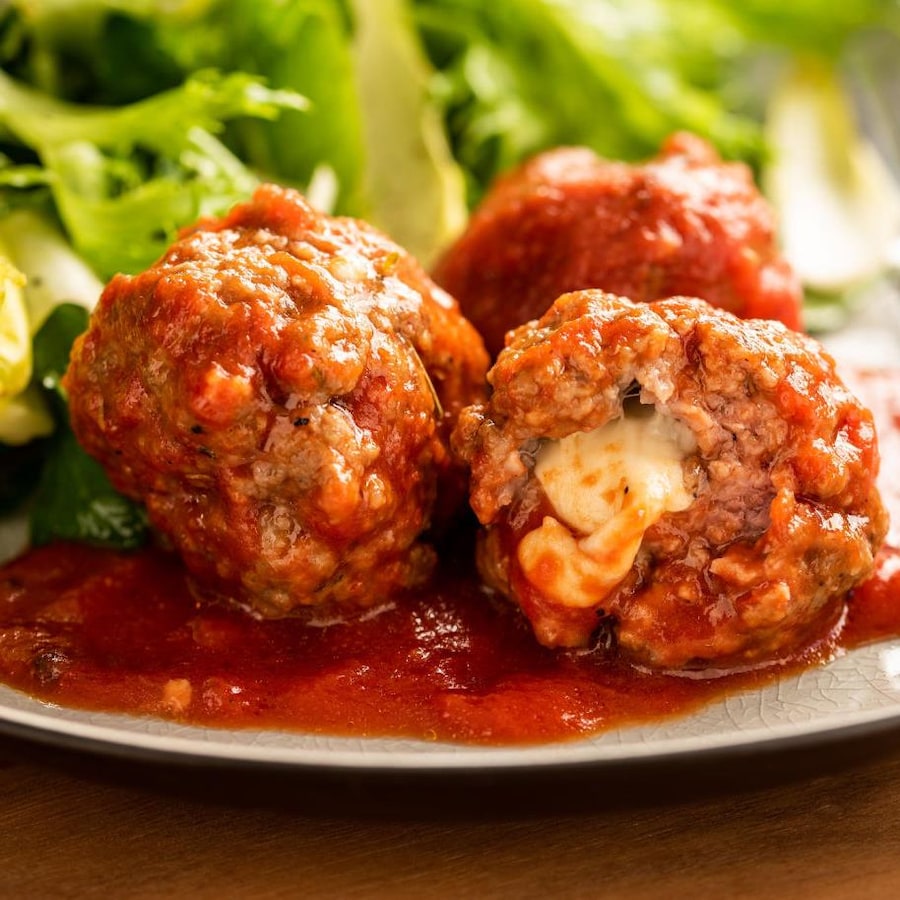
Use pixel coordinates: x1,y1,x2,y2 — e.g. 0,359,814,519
0,368,897,746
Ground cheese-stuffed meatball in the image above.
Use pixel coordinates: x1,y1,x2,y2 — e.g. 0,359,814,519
64,184,489,617
435,133,803,357
453,291,887,669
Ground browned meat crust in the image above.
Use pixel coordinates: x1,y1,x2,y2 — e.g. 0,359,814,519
434,133,804,358
453,291,888,669
64,184,489,617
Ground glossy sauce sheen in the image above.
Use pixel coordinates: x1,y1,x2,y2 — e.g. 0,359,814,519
0,368,898,746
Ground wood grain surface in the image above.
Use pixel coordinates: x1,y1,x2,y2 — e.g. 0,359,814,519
2,728,900,899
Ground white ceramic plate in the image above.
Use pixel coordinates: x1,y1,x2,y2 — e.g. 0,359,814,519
0,285,898,774
1,632,900,772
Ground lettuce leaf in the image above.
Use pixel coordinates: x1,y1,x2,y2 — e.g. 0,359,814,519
413,0,900,202
0,209,101,331
0,67,307,278
0,209,102,445
0,0,468,258
350,0,467,263
414,0,764,201
720,0,900,57
1,0,366,213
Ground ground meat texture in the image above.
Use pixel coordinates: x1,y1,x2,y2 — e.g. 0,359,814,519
453,291,887,669
64,184,489,617
434,133,803,358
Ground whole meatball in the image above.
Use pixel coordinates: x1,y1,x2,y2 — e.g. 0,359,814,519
435,133,803,357
65,184,489,617
453,291,887,669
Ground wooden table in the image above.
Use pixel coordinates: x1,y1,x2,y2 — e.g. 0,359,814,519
3,727,900,899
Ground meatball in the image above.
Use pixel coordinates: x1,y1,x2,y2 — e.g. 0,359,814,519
434,133,803,357
453,291,887,669
64,184,489,617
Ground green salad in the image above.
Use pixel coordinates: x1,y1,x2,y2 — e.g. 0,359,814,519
1,0,898,550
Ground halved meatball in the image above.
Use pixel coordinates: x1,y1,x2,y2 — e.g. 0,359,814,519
64,184,489,617
434,133,803,357
453,291,887,669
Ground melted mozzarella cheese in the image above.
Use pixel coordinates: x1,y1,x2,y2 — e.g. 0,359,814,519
519,408,695,610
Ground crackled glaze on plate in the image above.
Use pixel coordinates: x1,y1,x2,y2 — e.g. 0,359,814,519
1,636,900,771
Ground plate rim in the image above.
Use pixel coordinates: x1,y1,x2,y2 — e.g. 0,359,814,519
3,667,900,774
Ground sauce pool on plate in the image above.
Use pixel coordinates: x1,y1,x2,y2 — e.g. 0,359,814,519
0,368,898,746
